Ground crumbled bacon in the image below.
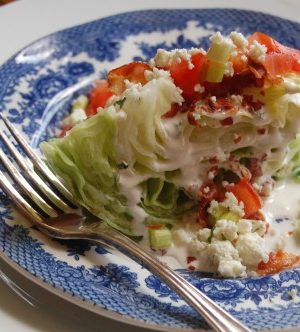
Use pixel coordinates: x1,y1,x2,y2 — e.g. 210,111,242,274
162,103,180,118
220,117,233,126
187,256,197,264
206,96,235,114
257,250,300,275
257,128,266,135
246,158,263,178
187,111,200,127
233,134,242,144
242,94,264,112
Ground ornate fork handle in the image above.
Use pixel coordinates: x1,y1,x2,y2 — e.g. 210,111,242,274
80,224,252,332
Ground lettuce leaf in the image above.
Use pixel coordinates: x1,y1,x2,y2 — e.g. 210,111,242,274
140,177,196,224
40,106,133,234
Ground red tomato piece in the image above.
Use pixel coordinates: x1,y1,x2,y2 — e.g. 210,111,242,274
107,62,151,95
231,51,248,74
147,224,163,230
248,32,279,53
86,80,114,117
248,32,300,74
264,53,295,77
257,250,300,275
168,53,206,100
226,178,262,218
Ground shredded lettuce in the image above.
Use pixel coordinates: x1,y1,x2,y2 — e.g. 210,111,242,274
40,106,133,235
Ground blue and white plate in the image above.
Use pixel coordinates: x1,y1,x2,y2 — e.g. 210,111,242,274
1,9,300,332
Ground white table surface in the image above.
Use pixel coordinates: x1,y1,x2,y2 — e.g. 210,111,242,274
1,0,300,331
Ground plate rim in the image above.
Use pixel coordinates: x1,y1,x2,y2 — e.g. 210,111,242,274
1,7,300,332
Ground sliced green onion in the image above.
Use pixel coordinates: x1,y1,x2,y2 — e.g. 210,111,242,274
149,227,172,249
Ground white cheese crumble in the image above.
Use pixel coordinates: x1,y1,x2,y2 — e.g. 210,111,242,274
203,186,210,194
229,32,249,50
152,48,194,69
210,32,236,49
236,233,269,266
248,40,267,63
62,108,87,127
224,61,234,77
241,54,248,62
213,219,238,241
144,67,171,81
289,289,298,300
210,96,217,103
194,83,205,93
223,192,245,216
196,228,212,242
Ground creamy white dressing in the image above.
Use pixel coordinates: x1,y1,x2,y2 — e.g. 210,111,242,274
155,179,300,271
113,68,300,276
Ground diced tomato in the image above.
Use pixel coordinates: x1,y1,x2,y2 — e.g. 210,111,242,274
168,53,206,100
248,32,279,53
107,62,151,95
257,250,300,275
248,32,300,74
231,51,248,74
226,178,262,218
85,80,114,117
147,224,163,230
264,53,295,77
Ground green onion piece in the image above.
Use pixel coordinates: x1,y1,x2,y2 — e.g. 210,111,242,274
149,227,172,249
205,61,226,83
207,42,234,63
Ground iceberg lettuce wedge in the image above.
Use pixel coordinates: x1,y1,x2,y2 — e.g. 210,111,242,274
40,106,133,234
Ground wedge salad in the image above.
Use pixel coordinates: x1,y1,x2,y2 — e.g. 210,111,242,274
41,31,300,278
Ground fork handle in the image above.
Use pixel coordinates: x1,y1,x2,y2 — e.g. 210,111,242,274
85,228,251,332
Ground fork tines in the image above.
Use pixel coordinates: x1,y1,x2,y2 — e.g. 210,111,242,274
0,115,76,220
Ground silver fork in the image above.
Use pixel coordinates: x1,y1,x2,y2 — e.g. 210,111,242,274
0,115,252,332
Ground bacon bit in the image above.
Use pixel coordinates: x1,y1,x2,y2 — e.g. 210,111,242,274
208,96,234,111
209,158,219,165
108,62,151,94
260,90,265,96
59,124,72,138
288,231,294,236
196,182,219,202
233,135,242,144
245,157,263,178
147,224,163,230
162,103,180,119
188,265,196,271
187,111,200,127
257,128,266,135
187,256,197,264
257,250,300,275
248,64,265,79
197,200,210,226
220,117,233,126
242,94,264,112
203,66,266,97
